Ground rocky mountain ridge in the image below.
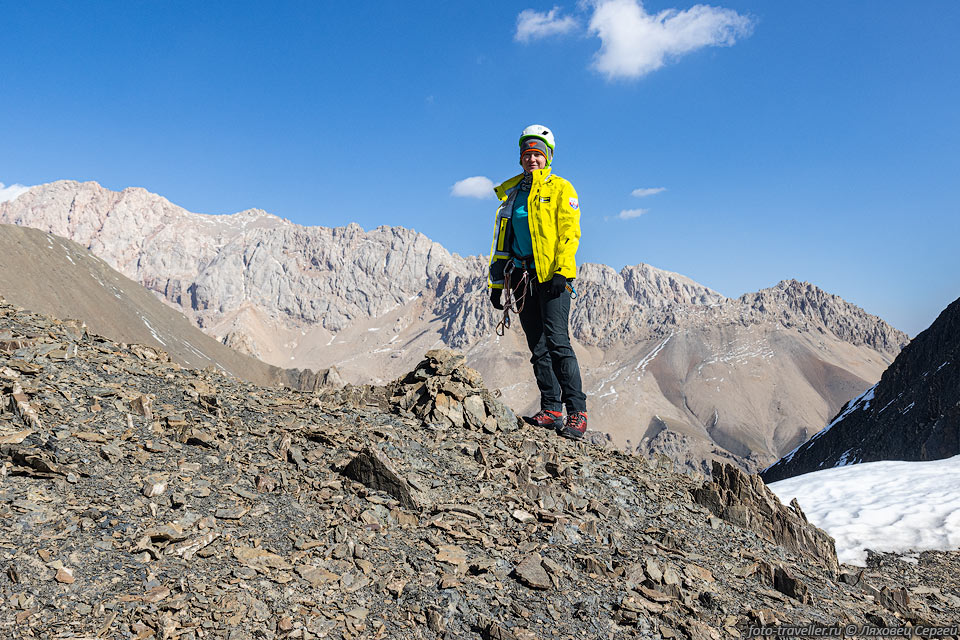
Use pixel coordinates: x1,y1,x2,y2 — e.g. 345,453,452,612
0,180,475,334
0,180,910,471
2,181,905,353
2,299,958,637
762,295,960,483
735,279,906,353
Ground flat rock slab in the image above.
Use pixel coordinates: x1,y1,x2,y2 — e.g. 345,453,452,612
513,553,551,590
342,445,420,511
232,546,291,571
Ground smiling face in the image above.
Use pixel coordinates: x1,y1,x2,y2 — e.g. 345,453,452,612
521,150,547,173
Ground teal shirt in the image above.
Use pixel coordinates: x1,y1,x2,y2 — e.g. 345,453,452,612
510,186,533,258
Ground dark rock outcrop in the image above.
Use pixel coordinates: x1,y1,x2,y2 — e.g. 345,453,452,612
281,365,343,393
693,461,839,575
342,446,422,511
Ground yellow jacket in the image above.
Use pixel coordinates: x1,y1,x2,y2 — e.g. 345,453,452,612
487,167,581,289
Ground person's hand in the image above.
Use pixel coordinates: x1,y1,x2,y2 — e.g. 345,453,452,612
547,274,567,298
490,288,503,310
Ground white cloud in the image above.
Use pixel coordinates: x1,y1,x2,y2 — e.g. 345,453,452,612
451,176,495,199
0,182,31,203
631,186,666,197
617,208,649,220
515,6,579,42
588,0,753,79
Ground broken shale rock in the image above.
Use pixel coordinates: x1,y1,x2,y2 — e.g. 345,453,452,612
342,445,421,511
390,349,520,433
0,299,956,638
512,553,552,590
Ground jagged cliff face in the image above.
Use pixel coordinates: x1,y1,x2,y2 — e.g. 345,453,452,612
736,280,907,354
762,296,960,483
0,181,910,471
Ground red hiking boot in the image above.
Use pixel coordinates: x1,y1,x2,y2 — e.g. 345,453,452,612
524,410,563,429
558,411,587,440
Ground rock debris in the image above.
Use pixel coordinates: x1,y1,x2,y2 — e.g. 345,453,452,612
0,298,956,638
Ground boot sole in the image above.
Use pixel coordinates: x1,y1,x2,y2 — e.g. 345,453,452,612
557,426,585,440
523,416,561,429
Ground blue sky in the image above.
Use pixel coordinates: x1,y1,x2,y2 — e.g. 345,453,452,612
2,1,958,336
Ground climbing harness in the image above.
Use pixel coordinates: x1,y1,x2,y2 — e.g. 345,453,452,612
495,258,533,336
495,258,579,336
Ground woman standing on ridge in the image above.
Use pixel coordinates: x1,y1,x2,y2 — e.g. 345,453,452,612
487,124,588,439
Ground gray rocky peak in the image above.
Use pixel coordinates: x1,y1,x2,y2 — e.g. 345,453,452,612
738,279,907,352
620,262,726,308
0,180,471,333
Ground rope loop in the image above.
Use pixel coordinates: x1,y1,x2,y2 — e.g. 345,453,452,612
495,259,533,336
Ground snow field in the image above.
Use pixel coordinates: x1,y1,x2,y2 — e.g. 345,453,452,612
769,455,960,565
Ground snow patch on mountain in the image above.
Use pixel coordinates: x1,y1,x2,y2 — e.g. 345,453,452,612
774,383,877,468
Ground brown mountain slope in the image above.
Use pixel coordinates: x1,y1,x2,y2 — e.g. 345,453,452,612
0,224,327,389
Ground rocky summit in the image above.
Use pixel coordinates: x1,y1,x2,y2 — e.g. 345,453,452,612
762,295,960,483
2,298,958,638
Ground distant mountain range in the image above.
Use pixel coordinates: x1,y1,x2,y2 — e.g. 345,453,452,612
0,180,910,472
762,295,960,483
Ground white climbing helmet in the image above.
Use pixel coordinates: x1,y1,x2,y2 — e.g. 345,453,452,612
519,124,556,156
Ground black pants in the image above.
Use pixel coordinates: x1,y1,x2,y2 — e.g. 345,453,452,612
516,276,587,413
